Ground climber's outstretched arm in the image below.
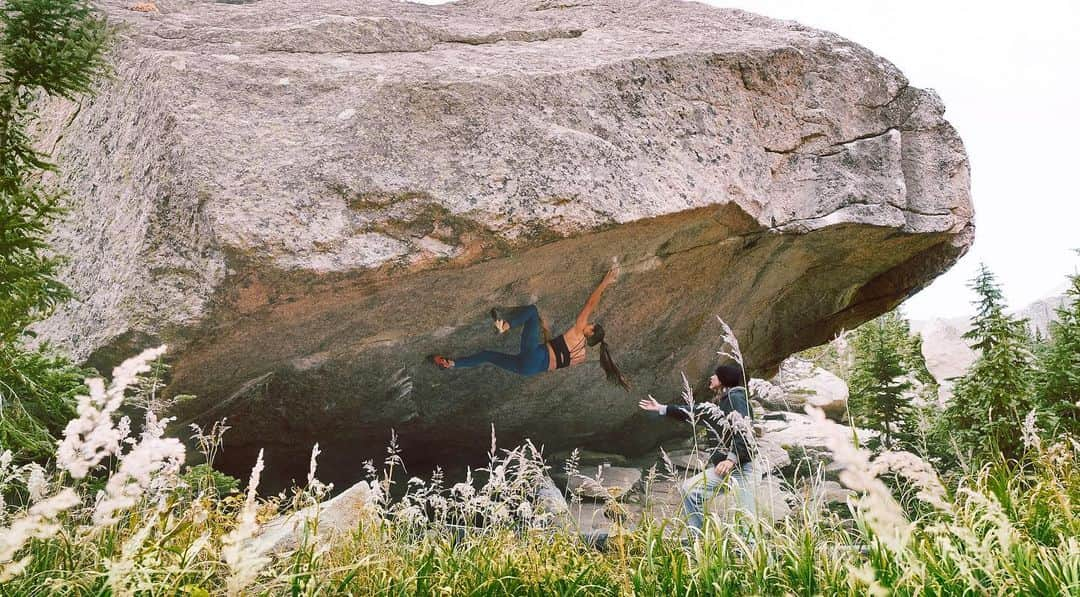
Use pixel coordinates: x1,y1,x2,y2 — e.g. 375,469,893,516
574,262,619,330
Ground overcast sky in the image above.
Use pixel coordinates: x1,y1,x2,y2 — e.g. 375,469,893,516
416,0,1079,319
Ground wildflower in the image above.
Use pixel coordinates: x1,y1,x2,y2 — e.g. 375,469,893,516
516,500,534,522
0,450,12,480
831,328,851,358
957,487,1016,552
428,495,449,516
571,473,607,499
867,451,950,511
644,463,658,488
489,503,510,525
430,466,445,493
748,377,785,407
659,447,677,479
847,563,889,597
0,489,80,582
362,459,377,481
105,502,163,594
306,443,330,499
385,429,404,472
716,315,744,366
190,418,231,465
1020,409,1041,451
395,503,426,527
452,467,475,501
93,411,185,525
25,464,47,503
117,416,134,446
806,407,912,552
0,450,16,505
563,448,581,480
222,450,269,596
57,346,168,479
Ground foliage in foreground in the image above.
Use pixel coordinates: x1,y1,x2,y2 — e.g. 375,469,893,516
0,0,110,464
0,348,1077,596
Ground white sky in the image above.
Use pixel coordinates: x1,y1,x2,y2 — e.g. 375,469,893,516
416,0,1079,319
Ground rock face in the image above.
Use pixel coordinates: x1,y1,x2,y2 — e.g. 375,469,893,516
36,0,972,486
756,410,874,480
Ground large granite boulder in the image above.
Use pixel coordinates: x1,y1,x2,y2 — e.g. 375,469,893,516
35,0,972,487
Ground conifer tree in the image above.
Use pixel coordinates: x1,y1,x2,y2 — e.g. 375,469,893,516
946,264,1037,461
848,311,919,450
0,0,109,461
1035,262,1080,436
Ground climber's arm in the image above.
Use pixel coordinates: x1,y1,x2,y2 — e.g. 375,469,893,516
574,263,619,330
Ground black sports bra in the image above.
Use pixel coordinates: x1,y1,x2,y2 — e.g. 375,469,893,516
549,334,586,369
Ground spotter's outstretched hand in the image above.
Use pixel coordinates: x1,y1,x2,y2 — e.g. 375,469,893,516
638,396,662,412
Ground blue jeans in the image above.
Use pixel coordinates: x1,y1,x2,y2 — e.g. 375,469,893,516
680,462,757,538
454,305,550,376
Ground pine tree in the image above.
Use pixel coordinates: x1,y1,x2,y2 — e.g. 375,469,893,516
848,311,918,450
1035,262,1080,436
946,264,1037,462
0,0,109,461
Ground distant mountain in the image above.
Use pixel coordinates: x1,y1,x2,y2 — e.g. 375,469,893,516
1015,283,1070,338
908,316,975,401
910,287,1069,400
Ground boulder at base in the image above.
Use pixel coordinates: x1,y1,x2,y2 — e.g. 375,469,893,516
37,0,972,487
568,466,643,500
767,357,850,422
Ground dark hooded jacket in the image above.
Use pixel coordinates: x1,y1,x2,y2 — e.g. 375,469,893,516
662,386,755,466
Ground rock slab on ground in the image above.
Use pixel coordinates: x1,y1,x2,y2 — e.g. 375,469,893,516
568,466,642,500
253,480,377,557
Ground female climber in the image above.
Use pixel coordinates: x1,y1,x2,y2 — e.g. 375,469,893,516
431,264,630,391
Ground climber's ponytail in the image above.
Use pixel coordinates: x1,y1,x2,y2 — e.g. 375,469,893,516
589,323,630,392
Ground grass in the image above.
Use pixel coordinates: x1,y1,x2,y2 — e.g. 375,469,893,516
1,349,1078,596
2,440,1076,595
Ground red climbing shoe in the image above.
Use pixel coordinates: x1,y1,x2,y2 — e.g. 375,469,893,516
431,355,454,369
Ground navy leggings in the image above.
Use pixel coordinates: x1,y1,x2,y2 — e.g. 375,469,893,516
454,305,550,376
